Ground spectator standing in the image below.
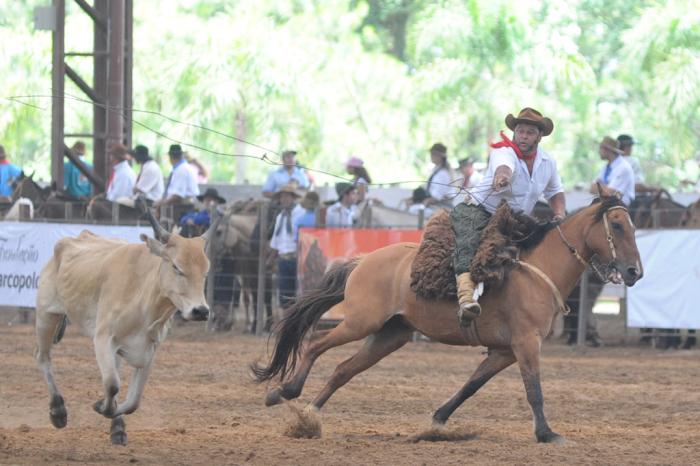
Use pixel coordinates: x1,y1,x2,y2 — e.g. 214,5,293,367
424,143,455,208
453,157,483,204
0,145,22,199
295,191,320,235
591,136,635,205
64,141,92,199
105,144,136,202
268,185,305,309
157,144,199,207
130,145,164,203
345,156,371,203
262,150,309,197
326,182,358,227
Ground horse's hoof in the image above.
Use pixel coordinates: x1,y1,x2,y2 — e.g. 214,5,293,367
110,431,128,446
93,398,117,418
537,431,565,444
49,395,68,429
431,419,446,430
265,388,283,407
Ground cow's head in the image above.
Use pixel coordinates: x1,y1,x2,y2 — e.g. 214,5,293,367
139,209,218,321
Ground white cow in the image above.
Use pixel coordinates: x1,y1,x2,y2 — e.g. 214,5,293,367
35,210,215,445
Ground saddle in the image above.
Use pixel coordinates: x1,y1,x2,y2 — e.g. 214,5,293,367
410,201,550,301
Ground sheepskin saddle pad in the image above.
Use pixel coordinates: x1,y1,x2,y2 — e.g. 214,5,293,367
409,201,552,301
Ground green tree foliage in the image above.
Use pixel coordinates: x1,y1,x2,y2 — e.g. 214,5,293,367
0,0,698,189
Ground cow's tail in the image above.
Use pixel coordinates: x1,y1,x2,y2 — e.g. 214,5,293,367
251,257,360,383
52,315,68,344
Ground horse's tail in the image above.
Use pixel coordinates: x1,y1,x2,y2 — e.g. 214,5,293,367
251,257,360,383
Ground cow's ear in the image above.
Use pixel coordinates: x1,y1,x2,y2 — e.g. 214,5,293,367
141,233,166,258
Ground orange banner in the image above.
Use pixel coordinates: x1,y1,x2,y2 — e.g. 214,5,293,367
297,228,423,295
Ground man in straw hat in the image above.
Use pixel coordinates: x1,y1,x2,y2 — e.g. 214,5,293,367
591,136,634,206
269,184,306,310
451,107,566,327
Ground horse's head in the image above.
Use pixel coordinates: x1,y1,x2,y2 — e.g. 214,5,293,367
585,183,643,286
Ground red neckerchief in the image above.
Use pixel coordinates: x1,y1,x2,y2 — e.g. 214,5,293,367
490,131,536,161
0,159,9,165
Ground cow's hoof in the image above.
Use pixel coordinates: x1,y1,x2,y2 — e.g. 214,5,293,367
110,431,127,446
265,388,283,407
537,431,565,444
49,395,67,429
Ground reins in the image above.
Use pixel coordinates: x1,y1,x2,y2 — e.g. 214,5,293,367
514,205,629,316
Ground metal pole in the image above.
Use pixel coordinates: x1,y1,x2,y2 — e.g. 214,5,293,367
255,203,269,336
576,268,590,347
205,206,216,331
418,208,425,229
50,0,65,188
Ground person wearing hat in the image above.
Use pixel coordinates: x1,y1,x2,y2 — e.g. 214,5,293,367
105,144,136,202
179,188,226,237
451,107,566,327
326,182,358,227
130,144,164,202
407,186,431,216
63,141,93,199
591,136,635,206
617,134,656,195
262,150,310,198
345,156,371,203
156,144,199,207
424,143,456,208
269,184,306,309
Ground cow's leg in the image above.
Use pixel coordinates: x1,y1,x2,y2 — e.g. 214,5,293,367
93,334,120,418
36,311,68,428
114,357,154,416
432,348,516,426
512,334,563,444
110,416,127,445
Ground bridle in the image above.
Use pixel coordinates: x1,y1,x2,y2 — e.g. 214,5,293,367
556,205,629,283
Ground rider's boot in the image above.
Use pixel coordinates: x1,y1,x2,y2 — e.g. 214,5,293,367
456,272,481,327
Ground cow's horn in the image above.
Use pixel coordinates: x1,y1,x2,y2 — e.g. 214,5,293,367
145,207,171,243
201,210,222,244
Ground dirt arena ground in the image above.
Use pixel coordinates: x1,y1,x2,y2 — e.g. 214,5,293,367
1,323,699,465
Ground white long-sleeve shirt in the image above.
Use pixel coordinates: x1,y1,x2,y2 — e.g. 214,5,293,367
106,160,136,202
164,160,199,200
270,204,305,255
595,155,635,206
135,160,164,201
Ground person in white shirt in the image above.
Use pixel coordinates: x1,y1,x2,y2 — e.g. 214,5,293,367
424,143,456,208
616,134,658,195
268,185,305,309
326,183,358,227
105,144,136,202
453,157,484,205
591,136,635,206
156,144,199,207
452,107,566,326
129,145,164,203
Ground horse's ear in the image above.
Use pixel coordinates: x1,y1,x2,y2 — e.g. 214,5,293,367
596,181,613,199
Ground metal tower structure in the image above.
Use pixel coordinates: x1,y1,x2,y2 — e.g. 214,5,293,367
45,0,133,192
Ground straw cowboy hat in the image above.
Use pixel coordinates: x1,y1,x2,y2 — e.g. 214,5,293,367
599,136,623,154
272,184,304,200
505,107,554,137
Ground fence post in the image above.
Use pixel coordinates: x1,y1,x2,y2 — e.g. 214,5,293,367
418,208,425,229
19,203,31,220
576,268,590,347
255,202,269,336
64,202,73,219
205,205,217,331
111,201,119,224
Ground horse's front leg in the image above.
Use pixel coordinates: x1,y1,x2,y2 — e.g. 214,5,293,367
512,334,564,444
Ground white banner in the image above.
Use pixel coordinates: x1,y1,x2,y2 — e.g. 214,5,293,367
0,222,151,308
627,230,700,329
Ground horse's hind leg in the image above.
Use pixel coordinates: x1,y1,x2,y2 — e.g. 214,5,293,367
266,316,377,406
432,347,515,426
512,334,563,444
35,311,68,428
309,316,413,410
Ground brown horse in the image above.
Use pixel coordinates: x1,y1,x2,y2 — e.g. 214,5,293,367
252,186,643,443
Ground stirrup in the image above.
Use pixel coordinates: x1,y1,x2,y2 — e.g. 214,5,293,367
458,302,481,327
